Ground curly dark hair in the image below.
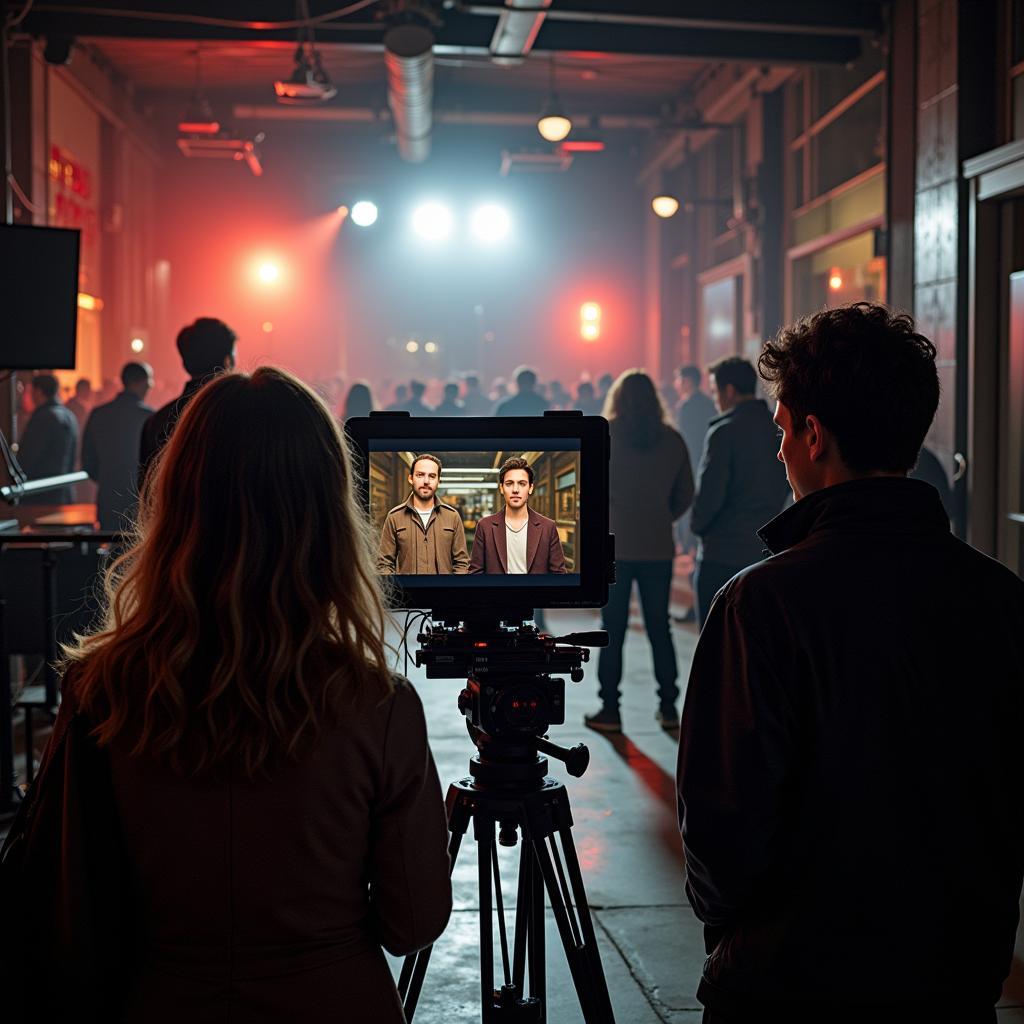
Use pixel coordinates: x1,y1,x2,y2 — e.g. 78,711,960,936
499,456,534,485
757,303,939,474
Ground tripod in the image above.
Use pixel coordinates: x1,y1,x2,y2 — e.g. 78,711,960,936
398,730,616,1023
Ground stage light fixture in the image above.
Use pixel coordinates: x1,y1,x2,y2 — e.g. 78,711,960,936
471,204,511,244
828,269,844,291
652,195,680,218
130,337,145,353
406,340,420,353
580,301,602,342
257,261,281,284
424,341,439,354
412,201,453,242
351,201,378,227
262,321,274,333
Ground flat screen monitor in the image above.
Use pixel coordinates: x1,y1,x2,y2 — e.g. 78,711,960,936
0,224,80,370
346,414,612,614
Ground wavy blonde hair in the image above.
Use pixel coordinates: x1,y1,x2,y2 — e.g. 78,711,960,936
65,367,394,778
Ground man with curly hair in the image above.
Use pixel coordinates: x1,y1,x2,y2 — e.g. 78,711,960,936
677,303,1024,1023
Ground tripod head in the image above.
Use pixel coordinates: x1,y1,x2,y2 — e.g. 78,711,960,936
415,613,607,789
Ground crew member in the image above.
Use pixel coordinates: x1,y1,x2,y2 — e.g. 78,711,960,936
469,457,567,574
376,454,469,574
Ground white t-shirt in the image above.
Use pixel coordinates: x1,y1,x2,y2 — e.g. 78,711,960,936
416,508,432,531
506,521,528,574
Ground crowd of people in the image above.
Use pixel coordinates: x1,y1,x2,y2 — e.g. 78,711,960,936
5,304,1021,1024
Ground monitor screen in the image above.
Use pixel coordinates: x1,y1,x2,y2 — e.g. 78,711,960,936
347,415,610,612
0,224,80,370
369,440,582,586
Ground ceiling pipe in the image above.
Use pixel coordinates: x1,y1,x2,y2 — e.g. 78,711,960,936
384,22,434,163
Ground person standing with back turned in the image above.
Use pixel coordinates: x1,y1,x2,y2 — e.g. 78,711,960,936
138,317,236,485
690,356,789,628
678,303,1024,1024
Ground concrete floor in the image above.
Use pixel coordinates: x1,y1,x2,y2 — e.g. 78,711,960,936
390,606,1024,1023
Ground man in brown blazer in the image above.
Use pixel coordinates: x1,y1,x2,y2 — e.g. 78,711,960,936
377,454,470,574
469,457,568,574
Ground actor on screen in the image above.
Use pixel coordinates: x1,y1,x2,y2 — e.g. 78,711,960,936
470,457,567,574
377,454,469,574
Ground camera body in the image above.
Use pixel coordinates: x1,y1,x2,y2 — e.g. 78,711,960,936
416,619,587,739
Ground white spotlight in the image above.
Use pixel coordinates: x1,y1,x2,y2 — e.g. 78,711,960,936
471,204,511,244
351,200,378,227
412,201,453,242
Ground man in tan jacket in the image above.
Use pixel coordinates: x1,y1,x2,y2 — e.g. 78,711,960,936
377,454,470,574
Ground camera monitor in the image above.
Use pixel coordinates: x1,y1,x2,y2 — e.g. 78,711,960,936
0,224,80,370
346,414,611,613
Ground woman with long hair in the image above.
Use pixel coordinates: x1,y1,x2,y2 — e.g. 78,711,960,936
584,369,694,735
342,379,374,421
62,367,451,1021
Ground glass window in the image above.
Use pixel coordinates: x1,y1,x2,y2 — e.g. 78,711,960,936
811,44,885,121
812,86,885,197
791,230,886,319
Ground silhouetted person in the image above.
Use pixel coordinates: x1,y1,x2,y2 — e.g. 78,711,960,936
343,381,374,421
65,377,93,436
138,317,236,484
691,357,789,628
406,379,433,416
17,373,78,504
584,371,693,735
674,365,716,469
596,372,614,407
384,383,409,413
548,379,570,410
433,382,465,416
573,380,602,415
82,362,154,531
910,444,954,520
461,374,491,416
678,303,1024,1024
494,366,549,417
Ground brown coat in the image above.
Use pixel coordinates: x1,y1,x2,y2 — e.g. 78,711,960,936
376,495,470,574
108,679,452,1023
469,508,568,574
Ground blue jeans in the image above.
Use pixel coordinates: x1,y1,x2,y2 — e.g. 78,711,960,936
597,560,679,710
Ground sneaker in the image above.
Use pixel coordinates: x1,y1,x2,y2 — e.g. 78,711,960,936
656,706,680,732
583,707,622,734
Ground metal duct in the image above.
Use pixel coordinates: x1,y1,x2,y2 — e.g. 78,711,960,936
384,23,434,164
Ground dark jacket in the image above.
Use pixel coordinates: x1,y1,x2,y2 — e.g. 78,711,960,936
109,678,452,1023
138,378,208,487
494,392,550,417
82,392,153,531
469,508,567,574
609,422,694,560
17,399,79,504
675,390,716,471
690,398,789,567
677,478,1024,1016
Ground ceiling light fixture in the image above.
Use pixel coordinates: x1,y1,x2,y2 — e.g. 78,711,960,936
651,195,680,218
537,56,572,143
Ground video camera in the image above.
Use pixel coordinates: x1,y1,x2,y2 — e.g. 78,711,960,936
346,412,614,770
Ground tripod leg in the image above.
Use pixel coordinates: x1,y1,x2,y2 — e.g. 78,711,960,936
478,816,495,1022
557,828,615,1021
531,834,614,1023
399,824,465,1019
512,842,529,991
529,842,547,1023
